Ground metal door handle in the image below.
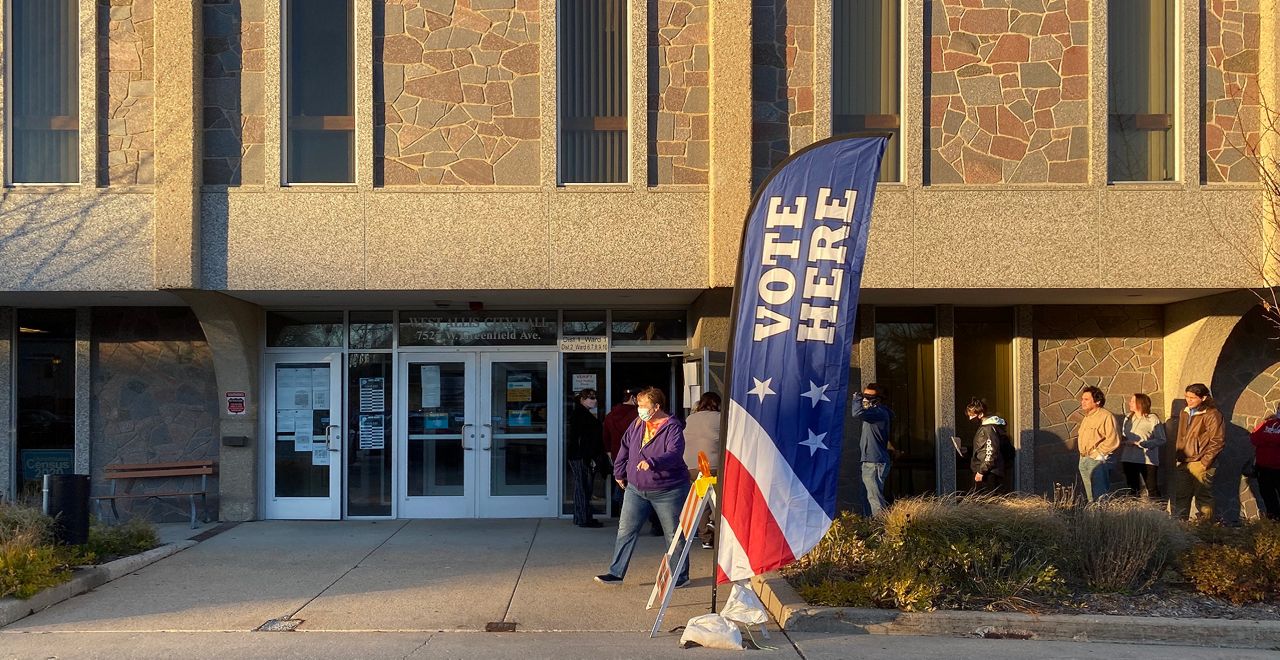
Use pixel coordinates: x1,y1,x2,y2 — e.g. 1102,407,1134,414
325,424,341,452
481,423,491,451
462,423,475,451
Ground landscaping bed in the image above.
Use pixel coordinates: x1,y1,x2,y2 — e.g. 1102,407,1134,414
0,502,158,600
783,495,1280,621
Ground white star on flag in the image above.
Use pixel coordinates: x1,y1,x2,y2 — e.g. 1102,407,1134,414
799,429,828,456
801,381,831,407
747,377,776,403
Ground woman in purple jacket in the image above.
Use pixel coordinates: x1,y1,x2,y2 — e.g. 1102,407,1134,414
594,386,691,586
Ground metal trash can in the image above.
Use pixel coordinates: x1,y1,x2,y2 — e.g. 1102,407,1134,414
42,474,90,545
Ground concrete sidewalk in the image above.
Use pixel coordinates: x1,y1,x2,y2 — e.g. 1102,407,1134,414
1,519,727,634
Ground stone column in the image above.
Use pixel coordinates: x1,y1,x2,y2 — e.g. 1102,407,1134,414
1013,304,1035,492
176,291,263,521
935,305,956,495
153,0,202,288
79,0,98,186
0,308,12,499
74,308,91,475
708,0,753,287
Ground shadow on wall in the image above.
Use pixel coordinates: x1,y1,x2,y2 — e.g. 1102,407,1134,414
89,308,221,523
0,190,149,289
1208,305,1280,523
1032,306,1165,498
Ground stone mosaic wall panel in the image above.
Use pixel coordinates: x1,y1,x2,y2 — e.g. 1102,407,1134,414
99,0,154,186
90,308,220,523
203,0,265,186
752,0,814,188
1202,0,1261,183
1211,306,1278,520
648,0,709,185
375,0,541,186
928,0,1088,184
1033,306,1163,497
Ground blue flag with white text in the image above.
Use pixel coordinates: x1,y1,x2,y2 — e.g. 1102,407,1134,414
716,135,888,583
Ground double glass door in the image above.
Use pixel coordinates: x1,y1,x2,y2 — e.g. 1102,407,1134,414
398,352,557,518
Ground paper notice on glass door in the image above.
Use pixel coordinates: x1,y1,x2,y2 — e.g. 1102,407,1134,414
312,368,330,409
507,372,533,402
421,365,441,408
359,377,385,413
275,410,296,434
358,414,385,450
294,411,314,451
276,367,310,410
312,445,330,466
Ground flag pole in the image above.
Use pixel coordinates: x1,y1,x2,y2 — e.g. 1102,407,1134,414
709,132,892,614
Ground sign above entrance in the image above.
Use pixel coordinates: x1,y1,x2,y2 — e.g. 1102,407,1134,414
399,311,557,347
559,335,608,352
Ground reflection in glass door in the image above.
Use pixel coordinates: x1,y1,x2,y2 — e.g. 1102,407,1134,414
398,354,476,517
478,353,558,517
265,353,343,519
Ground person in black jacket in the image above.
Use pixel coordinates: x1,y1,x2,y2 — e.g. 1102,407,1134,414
568,388,605,528
966,397,1006,494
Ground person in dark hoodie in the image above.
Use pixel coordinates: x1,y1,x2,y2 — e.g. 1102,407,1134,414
851,383,894,516
567,388,604,528
595,386,690,586
965,397,1006,493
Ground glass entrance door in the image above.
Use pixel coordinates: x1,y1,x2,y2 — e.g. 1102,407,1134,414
265,353,344,519
397,351,559,518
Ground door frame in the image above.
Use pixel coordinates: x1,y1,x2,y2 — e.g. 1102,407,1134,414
262,352,344,520
394,348,560,518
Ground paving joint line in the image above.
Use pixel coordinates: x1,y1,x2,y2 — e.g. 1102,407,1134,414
500,519,541,624
285,519,412,621
402,632,435,659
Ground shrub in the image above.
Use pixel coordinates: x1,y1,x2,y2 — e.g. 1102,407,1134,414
0,501,55,546
1066,497,1189,593
1184,519,1280,604
85,518,158,562
0,529,72,599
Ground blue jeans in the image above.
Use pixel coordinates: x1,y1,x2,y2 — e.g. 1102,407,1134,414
862,461,890,516
1079,456,1110,502
606,482,690,581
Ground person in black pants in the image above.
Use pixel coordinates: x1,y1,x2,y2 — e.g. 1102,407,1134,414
1120,393,1166,499
1251,407,1280,520
567,389,604,528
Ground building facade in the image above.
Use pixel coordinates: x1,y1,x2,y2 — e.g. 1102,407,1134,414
0,0,1276,523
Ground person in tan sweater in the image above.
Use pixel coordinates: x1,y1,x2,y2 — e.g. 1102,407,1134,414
1172,383,1225,521
1075,386,1121,502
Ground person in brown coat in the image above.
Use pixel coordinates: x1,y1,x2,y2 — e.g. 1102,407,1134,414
1172,383,1226,521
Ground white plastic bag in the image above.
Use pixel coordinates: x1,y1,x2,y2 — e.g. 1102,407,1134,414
679,613,743,650
721,583,769,626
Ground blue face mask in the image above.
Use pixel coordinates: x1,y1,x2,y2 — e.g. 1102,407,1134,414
637,407,655,422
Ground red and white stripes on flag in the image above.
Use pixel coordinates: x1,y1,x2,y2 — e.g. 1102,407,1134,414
716,400,834,583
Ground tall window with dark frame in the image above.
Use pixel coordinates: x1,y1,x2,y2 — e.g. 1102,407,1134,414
1108,0,1174,182
558,0,629,183
9,0,79,184
285,0,354,184
832,0,900,182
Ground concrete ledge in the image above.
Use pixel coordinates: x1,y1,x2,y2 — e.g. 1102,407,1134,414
0,540,196,628
755,573,1280,650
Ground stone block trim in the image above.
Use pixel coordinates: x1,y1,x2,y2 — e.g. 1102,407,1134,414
202,0,265,186
375,0,541,186
752,0,814,188
89,308,220,523
99,0,155,186
648,0,710,185
1202,0,1260,183
1033,305,1164,497
928,0,1088,184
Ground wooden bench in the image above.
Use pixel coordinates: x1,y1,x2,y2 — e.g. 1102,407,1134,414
94,460,216,528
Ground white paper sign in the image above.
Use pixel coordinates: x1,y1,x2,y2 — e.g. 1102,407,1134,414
312,368,330,409
421,365,442,408
571,373,597,393
275,409,296,433
294,411,314,451
312,445,330,466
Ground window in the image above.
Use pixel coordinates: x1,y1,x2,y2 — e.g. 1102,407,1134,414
284,0,353,183
874,307,935,499
8,0,78,184
15,309,76,496
954,307,1014,492
833,0,901,182
558,0,628,183
1108,0,1174,182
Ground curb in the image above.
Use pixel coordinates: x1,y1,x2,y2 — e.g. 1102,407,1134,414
754,573,1280,650
0,540,196,628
